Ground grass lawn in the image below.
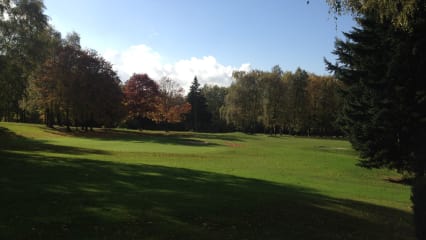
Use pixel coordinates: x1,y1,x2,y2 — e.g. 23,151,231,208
0,122,414,239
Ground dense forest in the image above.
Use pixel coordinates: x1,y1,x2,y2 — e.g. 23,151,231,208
0,0,343,135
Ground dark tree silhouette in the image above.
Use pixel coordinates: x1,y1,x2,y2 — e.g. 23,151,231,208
186,76,210,131
326,8,426,239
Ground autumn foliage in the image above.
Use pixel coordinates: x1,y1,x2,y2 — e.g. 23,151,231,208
123,74,159,120
31,45,124,130
123,76,191,129
149,77,191,126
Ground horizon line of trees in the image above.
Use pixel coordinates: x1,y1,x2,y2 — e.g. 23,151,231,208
221,66,342,135
122,68,343,136
0,0,343,136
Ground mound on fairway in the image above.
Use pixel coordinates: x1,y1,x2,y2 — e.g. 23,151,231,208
0,122,414,239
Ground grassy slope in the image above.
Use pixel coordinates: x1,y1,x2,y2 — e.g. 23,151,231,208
0,122,414,239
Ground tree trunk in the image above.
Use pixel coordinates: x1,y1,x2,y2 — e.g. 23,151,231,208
164,121,169,132
65,108,71,132
20,109,25,122
89,113,94,131
45,107,53,128
44,108,48,126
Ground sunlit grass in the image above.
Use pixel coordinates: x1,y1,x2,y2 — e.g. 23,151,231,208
0,122,414,239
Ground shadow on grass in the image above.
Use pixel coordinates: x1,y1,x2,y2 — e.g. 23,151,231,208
42,127,236,147
314,145,358,156
386,176,414,186
0,127,107,155
0,130,414,240
189,133,244,142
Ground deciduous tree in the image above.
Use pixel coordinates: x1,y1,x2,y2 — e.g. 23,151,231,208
306,75,341,136
201,84,229,132
0,0,50,121
326,0,419,30
123,74,159,122
150,77,191,130
285,68,309,134
222,71,263,133
32,41,124,130
260,66,286,135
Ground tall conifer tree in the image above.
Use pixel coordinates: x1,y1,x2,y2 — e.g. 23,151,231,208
327,10,426,238
186,76,210,131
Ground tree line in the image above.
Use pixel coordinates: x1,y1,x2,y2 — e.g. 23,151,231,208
221,67,341,135
0,0,343,136
117,68,342,136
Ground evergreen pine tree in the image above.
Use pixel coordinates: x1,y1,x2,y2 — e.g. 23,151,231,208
186,76,210,131
328,5,426,238
327,12,425,176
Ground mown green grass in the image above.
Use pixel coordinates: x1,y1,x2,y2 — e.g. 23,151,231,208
0,122,414,239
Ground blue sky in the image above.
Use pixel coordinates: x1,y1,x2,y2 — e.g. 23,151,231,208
44,0,355,90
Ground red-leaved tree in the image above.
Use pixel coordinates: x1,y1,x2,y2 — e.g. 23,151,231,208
123,74,160,120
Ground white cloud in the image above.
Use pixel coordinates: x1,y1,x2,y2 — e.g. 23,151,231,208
103,44,251,92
